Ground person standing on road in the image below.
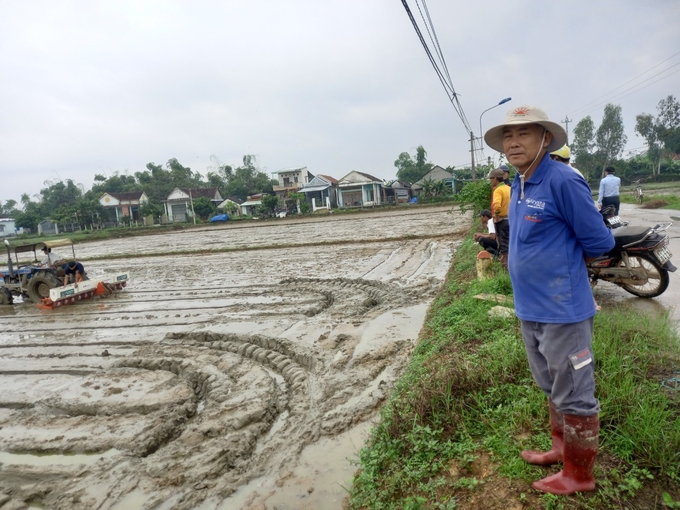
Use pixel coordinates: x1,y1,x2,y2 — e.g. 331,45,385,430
473,209,498,255
484,105,614,496
489,168,510,269
598,166,621,214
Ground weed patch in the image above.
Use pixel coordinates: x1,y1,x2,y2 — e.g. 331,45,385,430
348,235,680,509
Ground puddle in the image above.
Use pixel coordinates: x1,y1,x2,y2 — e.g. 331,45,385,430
0,449,120,467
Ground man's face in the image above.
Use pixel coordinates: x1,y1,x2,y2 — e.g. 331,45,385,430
502,124,552,171
480,215,489,226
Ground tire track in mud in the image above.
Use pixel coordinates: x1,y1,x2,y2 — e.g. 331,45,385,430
0,276,435,509
0,207,467,510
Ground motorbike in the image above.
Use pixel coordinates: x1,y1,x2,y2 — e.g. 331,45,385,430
599,204,627,229
588,211,676,297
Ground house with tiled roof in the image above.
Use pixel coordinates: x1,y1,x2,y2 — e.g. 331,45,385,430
163,188,223,223
410,166,454,196
99,191,149,222
336,171,384,208
217,196,244,216
301,174,339,211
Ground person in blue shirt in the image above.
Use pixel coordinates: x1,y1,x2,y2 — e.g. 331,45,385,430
597,167,621,214
63,261,87,285
485,105,614,496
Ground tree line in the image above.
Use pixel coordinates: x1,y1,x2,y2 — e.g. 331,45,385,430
393,95,680,187
1,155,277,231
571,95,680,182
2,96,678,231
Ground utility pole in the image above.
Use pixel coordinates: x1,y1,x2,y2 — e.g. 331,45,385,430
189,189,197,225
470,131,476,180
561,116,572,145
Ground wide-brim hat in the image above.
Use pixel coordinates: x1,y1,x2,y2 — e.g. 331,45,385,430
484,105,567,154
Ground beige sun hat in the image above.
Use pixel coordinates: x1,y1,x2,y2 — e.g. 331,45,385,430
484,105,567,154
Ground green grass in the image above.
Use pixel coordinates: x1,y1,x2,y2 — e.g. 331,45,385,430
619,193,680,210
347,237,680,509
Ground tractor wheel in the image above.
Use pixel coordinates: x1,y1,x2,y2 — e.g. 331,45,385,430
27,274,61,303
0,287,13,305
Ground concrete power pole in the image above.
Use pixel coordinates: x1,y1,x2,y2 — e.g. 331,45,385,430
470,131,476,180
561,116,572,145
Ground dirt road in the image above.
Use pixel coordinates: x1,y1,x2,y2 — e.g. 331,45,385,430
0,205,470,510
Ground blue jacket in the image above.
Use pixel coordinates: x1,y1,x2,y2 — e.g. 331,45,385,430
509,154,614,323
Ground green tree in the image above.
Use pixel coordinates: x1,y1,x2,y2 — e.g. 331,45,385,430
635,113,662,175
454,180,491,215
394,146,433,184
657,95,680,154
223,155,275,201
0,200,20,218
595,104,627,175
259,194,279,217
192,197,217,220
571,116,597,179
286,192,309,214
139,201,164,221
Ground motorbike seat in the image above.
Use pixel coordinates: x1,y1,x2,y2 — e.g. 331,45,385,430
612,225,651,247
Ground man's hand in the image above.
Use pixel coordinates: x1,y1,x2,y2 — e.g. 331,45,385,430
473,233,482,241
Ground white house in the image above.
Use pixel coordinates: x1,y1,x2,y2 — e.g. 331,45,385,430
0,218,16,237
337,171,384,208
99,191,149,222
271,166,314,197
163,188,223,222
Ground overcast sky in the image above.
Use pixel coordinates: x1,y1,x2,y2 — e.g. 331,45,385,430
1,0,679,205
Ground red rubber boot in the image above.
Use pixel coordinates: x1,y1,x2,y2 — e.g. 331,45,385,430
532,413,599,495
521,399,564,465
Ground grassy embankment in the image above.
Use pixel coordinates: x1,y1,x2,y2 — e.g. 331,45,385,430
347,233,680,509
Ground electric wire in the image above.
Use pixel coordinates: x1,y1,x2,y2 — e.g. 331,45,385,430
401,0,482,158
570,62,680,119
567,51,680,116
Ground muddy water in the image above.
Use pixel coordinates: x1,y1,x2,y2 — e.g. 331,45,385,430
0,205,470,510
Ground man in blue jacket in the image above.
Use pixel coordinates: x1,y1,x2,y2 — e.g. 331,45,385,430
485,105,614,495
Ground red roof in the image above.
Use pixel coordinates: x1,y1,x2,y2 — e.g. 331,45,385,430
318,174,339,184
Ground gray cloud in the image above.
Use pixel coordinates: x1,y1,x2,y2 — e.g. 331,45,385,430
1,0,679,203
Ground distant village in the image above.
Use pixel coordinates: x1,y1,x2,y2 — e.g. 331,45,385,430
0,165,456,237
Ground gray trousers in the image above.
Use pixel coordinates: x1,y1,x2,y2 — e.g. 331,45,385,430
520,318,599,416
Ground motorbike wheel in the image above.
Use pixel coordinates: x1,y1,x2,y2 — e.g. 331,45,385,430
26,274,61,303
616,254,669,298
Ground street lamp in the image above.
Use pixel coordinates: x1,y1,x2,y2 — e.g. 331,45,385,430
479,97,512,151
470,97,511,180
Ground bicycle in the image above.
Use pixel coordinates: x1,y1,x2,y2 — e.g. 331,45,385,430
635,185,643,203
631,179,644,204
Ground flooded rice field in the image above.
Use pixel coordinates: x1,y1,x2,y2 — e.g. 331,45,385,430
0,206,470,510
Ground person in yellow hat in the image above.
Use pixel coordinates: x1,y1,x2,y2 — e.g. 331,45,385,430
550,145,584,179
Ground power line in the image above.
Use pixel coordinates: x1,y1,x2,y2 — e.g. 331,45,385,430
399,0,475,138
571,66,680,120
568,51,680,117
